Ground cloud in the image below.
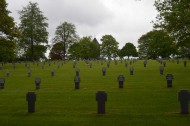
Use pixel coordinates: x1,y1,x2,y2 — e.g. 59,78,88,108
42,0,113,38
7,0,113,35
6,0,157,49
96,0,157,47
37,0,113,25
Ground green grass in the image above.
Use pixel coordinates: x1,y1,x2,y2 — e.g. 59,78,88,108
0,60,190,126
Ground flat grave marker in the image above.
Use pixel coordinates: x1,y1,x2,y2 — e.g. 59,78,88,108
0,78,5,89
102,67,106,76
117,75,125,88
35,78,41,90
160,66,164,75
129,67,134,75
74,76,80,89
26,92,36,113
166,74,173,88
178,90,190,114
6,69,10,77
96,91,107,114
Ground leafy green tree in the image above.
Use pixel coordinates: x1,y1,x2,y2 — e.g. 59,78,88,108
68,42,81,60
0,0,19,61
53,22,79,60
19,2,48,60
154,0,190,49
100,35,119,59
138,30,176,59
118,49,123,59
79,36,100,59
177,47,190,59
49,42,65,60
69,36,100,59
25,45,47,60
120,42,138,59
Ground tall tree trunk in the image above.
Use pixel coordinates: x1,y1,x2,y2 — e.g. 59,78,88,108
31,37,34,61
31,8,34,61
62,31,66,61
63,41,66,61
31,24,34,61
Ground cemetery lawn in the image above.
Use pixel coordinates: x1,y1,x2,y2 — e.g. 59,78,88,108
0,60,190,126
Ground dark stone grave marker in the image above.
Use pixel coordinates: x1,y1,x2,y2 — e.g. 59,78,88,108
117,75,125,88
166,74,173,88
130,60,132,65
74,76,80,89
96,91,107,114
51,69,54,76
178,90,190,114
35,78,41,90
163,61,166,67
144,60,147,67
6,69,10,77
89,63,92,68
129,67,134,75
102,67,106,76
160,66,164,75
125,62,128,67
76,68,80,76
107,62,110,68
26,92,36,113
28,69,31,77
0,78,5,89
73,61,76,68
184,61,187,67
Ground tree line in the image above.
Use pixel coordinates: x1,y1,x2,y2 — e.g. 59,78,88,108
139,0,190,59
0,0,189,62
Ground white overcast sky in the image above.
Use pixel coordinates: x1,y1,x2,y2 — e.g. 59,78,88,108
6,0,157,49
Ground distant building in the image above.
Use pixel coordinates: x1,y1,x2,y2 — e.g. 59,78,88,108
93,38,99,45
93,38,100,59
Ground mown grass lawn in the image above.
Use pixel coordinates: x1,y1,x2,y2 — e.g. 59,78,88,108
0,60,190,126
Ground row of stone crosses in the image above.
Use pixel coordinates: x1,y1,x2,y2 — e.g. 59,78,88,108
0,59,190,115
0,75,189,115
0,59,137,71
0,58,187,71
1,58,187,90
0,67,175,91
